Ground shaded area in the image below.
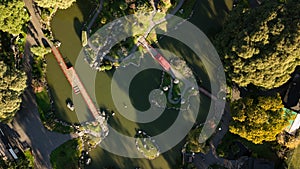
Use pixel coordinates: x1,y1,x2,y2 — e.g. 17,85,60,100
129,69,161,111
47,0,232,168
11,38,73,169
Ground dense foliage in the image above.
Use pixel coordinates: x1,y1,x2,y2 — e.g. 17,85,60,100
34,0,76,9
186,127,209,153
215,0,300,89
0,154,34,169
30,46,50,80
229,94,292,144
30,46,51,57
0,1,28,123
0,61,27,123
0,0,30,35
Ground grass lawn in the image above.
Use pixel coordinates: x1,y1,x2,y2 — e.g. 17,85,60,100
50,139,83,169
35,89,74,133
35,89,51,121
136,137,160,160
288,145,300,169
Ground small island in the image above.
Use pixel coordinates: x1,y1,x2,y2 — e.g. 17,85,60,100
135,130,160,160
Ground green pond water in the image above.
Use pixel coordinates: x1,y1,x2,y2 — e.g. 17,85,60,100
47,0,231,168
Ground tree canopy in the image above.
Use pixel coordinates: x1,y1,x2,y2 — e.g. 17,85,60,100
229,94,292,144
30,46,51,57
215,0,300,89
0,0,30,35
30,46,50,80
34,0,76,9
186,127,210,153
0,61,27,123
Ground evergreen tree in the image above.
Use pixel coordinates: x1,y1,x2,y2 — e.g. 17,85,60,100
30,46,51,57
0,61,27,123
215,0,300,89
0,0,30,35
186,127,209,153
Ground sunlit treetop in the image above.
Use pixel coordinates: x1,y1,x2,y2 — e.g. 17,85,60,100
215,0,300,89
34,0,76,9
0,0,30,35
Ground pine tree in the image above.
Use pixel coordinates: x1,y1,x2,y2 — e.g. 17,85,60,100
0,61,27,123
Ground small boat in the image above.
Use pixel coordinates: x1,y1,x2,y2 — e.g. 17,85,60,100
66,101,75,111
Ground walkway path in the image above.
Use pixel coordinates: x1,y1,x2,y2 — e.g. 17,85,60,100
97,0,186,64
139,34,234,168
193,103,236,169
51,47,108,136
86,0,104,31
26,0,108,137
199,87,218,101
136,1,234,168
11,1,76,168
11,33,74,169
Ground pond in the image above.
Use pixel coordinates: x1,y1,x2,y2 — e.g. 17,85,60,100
47,0,231,168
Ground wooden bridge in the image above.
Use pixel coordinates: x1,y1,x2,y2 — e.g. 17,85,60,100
51,47,106,126
138,36,218,101
138,37,175,78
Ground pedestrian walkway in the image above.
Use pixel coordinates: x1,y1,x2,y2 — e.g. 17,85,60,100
50,47,108,134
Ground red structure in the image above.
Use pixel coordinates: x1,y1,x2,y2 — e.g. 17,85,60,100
138,37,173,74
150,47,171,71
51,47,101,119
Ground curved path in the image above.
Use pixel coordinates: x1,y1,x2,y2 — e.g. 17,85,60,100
10,1,76,168
193,104,236,169
11,34,74,169
86,0,104,31
98,0,186,64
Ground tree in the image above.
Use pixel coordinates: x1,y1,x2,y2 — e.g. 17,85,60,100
229,94,292,144
0,150,34,169
30,46,51,57
34,0,76,9
0,61,27,123
215,0,300,89
30,46,50,79
186,127,209,153
0,0,30,35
